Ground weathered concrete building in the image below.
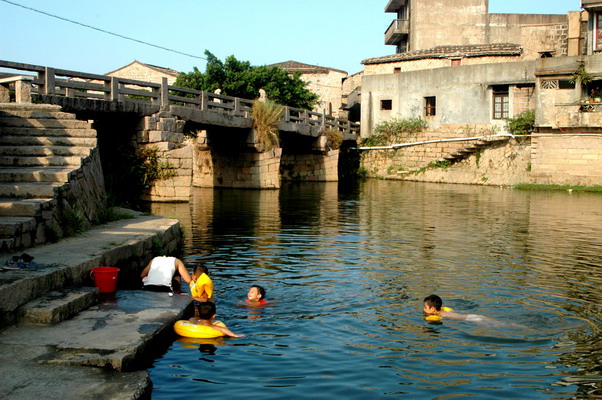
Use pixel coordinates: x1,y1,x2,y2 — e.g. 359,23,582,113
362,1,586,136
384,0,568,56
359,1,602,187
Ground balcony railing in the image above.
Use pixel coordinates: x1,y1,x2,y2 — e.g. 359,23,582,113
385,19,409,45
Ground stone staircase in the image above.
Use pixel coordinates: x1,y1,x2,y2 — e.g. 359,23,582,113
440,135,511,164
396,135,512,176
0,103,97,251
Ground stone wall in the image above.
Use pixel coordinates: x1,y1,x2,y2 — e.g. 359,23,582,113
361,137,532,186
281,150,339,181
193,135,282,189
135,112,193,202
531,135,602,185
360,125,491,173
42,148,107,246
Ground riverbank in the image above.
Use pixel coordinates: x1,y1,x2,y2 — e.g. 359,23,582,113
360,134,602,187
0,211,188,400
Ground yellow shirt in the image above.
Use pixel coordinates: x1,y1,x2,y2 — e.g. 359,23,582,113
190,273,213,298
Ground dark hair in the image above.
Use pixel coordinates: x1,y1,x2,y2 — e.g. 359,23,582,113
193,264,208,275
424,294,442,311
252,285,266,300
195,301,216,320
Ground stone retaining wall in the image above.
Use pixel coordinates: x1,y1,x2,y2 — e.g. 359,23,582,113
361,133,602,187
530,135,602,185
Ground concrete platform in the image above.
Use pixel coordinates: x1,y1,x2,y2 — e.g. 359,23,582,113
0,211,188,400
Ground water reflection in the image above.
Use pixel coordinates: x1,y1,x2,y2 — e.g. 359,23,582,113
147,180,602,399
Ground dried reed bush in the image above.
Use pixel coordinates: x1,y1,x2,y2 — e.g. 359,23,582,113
252,99,283,151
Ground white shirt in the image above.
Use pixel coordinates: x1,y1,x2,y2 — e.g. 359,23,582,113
143,256,176,287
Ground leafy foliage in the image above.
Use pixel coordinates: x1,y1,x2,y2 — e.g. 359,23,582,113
505,110,535,135
175,51,319,110
363,117,428,147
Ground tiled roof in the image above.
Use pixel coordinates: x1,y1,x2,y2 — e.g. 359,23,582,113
362,43,522,65
268,61,347,75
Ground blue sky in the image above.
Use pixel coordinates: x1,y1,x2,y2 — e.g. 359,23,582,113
0,0,581,76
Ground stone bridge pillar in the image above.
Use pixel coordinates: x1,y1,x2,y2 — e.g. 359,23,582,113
280,135,340,182
136,111,193,201
192,129,282,189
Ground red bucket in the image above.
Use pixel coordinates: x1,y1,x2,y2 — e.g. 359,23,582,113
90,266,120,293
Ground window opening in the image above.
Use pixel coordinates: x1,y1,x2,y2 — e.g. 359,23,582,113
492,85,509,119
424,96,436,116
381,99,392,110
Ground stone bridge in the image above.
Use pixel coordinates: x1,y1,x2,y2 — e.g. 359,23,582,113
0,60,360,201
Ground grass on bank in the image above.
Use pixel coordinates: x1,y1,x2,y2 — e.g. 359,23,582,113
513,183,602,193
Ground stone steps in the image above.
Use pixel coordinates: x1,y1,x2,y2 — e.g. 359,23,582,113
0,145,92,157
0,103,98,251
17,287,99,325
0,135,97,147
0,167,71,183
0,198,55,217
0,116,91,129
0,182,62,199
0,155,84,167
0,126,98,137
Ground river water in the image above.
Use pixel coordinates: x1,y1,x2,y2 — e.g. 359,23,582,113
146,180,602,399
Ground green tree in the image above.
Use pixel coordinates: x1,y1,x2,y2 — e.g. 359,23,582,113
174,50,319,110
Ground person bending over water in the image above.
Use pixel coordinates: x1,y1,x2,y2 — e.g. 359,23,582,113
141,256,191,294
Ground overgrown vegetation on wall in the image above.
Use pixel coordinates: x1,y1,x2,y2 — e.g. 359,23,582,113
324,128,343,150
505,110,535,135
252,99,283,151
363,117,428,147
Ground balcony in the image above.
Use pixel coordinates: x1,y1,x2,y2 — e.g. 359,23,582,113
385,0,408,13
385,19,409,45
582,0,602,10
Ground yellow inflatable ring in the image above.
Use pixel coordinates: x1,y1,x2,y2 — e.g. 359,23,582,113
174,320,226,338
424,307,453,322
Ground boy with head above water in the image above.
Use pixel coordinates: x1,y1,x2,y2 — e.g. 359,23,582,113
423,294,483,321
246,285,267,306
189,301,244,338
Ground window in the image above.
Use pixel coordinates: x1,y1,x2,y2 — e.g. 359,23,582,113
394,67,401,73
381,99,392,110
451,59,461,66
424,96,436,116
492,85,509,119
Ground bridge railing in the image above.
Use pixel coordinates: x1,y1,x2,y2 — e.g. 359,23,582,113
0,60,359,135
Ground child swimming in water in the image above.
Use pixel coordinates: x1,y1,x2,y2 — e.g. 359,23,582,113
189,301,244,338
423,294,525,327
246,285,267,306
190,264,213,303
423,294,471,320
